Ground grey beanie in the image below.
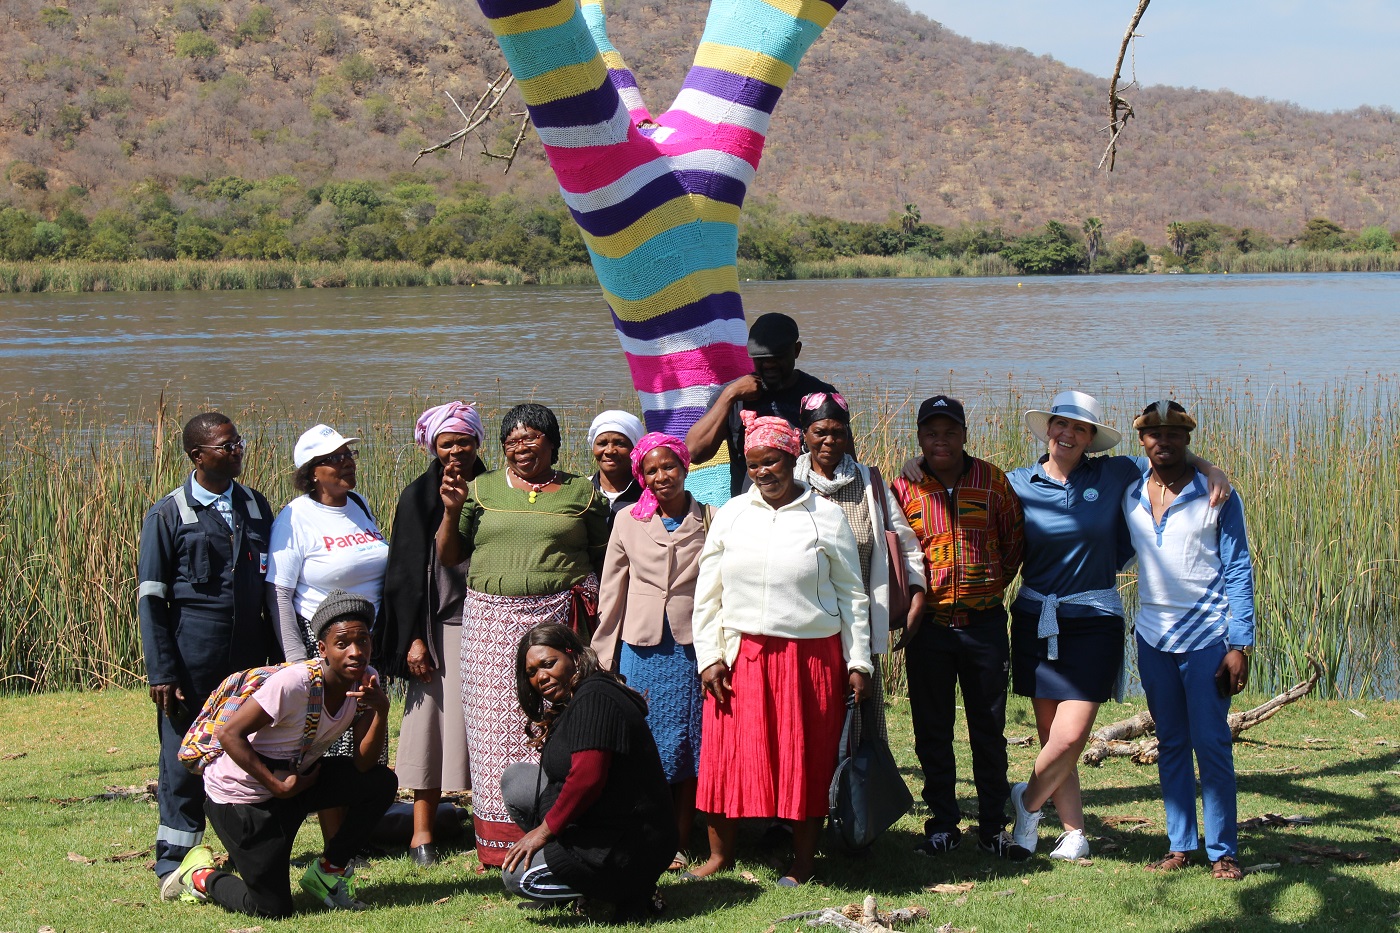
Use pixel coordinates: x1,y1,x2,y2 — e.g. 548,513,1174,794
311,589,375,640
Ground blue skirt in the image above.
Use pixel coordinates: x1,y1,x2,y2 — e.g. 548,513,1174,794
1011,609,1124,703
618,621,703,784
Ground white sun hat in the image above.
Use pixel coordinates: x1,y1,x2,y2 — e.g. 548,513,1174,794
1024,390,1121,453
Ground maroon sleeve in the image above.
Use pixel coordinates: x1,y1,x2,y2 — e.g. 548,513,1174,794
543,748,613,835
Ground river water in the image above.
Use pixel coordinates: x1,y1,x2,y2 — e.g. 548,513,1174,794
3,272,1399,408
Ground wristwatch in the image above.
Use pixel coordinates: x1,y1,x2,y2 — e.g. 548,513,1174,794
1228,644,1254,657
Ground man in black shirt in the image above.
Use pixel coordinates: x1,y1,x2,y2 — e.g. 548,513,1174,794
685,313,837,499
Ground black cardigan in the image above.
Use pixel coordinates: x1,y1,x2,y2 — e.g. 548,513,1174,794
378,456,485,678
538,675,677,903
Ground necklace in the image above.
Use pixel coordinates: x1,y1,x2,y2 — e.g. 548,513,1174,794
508,468,557,503
1150,470,1190,508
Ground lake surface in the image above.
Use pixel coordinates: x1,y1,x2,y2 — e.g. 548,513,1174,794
3,272,1398,409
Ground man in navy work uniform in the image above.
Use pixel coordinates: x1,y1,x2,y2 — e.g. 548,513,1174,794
137,412,281,898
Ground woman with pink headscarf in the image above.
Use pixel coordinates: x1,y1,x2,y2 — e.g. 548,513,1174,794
380,401,487,866
687,413,872,886
592,433,708,871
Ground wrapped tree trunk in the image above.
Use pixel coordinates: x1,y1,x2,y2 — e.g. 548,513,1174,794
464,0,850,502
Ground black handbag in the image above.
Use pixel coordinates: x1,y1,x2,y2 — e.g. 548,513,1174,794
827,694,913,852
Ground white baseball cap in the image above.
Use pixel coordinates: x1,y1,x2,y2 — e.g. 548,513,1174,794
294,423,361,468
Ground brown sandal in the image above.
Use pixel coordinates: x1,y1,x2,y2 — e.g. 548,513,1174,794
1211,855,1244,880
1145,851,1191,872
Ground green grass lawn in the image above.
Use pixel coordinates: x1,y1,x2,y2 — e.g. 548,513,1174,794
1,688,1396,932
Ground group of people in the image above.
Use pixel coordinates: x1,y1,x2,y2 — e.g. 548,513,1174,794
136,311,1257,920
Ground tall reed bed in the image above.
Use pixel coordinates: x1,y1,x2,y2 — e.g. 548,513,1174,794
0,259,539,292
2,381,1396,698
1224,249,1400,274
795,254,1016,279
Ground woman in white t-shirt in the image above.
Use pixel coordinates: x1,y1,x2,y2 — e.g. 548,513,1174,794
264,424,390,839
266,424,390,662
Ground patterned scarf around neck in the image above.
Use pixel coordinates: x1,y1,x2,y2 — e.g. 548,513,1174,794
794,451,859,496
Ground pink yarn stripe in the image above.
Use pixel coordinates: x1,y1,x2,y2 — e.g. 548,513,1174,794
626,344,752,394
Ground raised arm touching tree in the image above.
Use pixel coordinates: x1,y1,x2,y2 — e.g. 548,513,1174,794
468,0,848,501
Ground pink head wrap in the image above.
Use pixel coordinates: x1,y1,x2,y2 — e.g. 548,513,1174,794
740,410,802,458
629,432,691,522
414,401,485,453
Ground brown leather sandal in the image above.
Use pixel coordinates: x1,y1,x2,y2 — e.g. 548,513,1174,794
1211,855,1244,880
1145,851,1191,872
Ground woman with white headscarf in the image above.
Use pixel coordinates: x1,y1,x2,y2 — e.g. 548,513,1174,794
587,410,646,533
381,401,487,866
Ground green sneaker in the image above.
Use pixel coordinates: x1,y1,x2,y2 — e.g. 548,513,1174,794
170,845,215,903
300,860,367,911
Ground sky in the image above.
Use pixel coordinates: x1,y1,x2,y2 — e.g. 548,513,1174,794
905,0,1400,113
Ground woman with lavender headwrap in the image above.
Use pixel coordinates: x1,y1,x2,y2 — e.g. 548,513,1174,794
592,432,707,870
381,401,488,866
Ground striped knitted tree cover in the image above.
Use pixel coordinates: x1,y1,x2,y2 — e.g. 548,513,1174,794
474,0,846,503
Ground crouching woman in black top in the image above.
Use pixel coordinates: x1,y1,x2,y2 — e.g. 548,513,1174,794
501,623,677,920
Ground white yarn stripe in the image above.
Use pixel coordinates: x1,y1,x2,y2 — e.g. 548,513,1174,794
559,150,757,214
617,318,748,357
534,98,632,148
639,384,725,412
672,88,772,136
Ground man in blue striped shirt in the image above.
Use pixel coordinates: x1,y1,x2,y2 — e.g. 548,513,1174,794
1123,400,1255,882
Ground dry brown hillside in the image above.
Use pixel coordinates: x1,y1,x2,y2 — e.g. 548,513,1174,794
3,0,1396,239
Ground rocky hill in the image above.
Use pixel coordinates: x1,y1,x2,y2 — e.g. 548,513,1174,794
3,0,1397,240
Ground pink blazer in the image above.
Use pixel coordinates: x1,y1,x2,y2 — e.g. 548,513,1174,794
592,496,708,671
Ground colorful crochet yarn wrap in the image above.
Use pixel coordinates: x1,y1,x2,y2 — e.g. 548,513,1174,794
473,0,846,503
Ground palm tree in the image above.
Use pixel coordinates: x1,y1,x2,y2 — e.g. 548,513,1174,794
900,202,921,236
1166,221,1188,258
1082,217,1103,270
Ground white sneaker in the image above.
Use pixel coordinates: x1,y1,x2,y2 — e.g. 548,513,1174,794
1048,829,1090,861
1009,782,1042,854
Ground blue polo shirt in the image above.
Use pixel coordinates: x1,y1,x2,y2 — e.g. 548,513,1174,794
1008,454,1144,619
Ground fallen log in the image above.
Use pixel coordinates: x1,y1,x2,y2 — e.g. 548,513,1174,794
1083,656,1325,766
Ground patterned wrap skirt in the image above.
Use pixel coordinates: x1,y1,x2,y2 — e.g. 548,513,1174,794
460,577,597,866
696,632,845,821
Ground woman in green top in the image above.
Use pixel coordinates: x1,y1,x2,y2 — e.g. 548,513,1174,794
437,402,610,867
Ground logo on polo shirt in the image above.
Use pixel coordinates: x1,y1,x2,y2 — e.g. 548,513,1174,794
1084,488,1100,502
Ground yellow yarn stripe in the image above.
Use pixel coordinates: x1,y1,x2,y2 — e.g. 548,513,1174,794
600,50,628,72
518,58,609,106
758,0,838,29
604,267,740,323
490,0,577,36
584,197,740,260
694,43,795,90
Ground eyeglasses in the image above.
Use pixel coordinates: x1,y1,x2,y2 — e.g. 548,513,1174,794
197,438,246,454
313,449,358,467
503,432,548,451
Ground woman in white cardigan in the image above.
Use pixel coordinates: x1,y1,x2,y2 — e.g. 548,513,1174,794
793,391,927,730
688,413,871,887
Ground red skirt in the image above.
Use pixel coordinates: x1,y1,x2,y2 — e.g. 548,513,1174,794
696,632,845,821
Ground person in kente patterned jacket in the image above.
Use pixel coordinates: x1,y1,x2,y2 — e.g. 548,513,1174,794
892,395,1025,860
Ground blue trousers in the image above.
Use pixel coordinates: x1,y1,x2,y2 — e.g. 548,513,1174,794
1137,636,1237,861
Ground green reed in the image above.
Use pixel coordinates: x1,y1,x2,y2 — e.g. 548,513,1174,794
0,259,541,293
795,253,1016,279
2,380,1396,698
1224,249,1400,274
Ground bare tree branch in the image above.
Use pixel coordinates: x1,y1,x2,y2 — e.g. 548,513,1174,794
413,70,530,171
1099,0,1151,171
